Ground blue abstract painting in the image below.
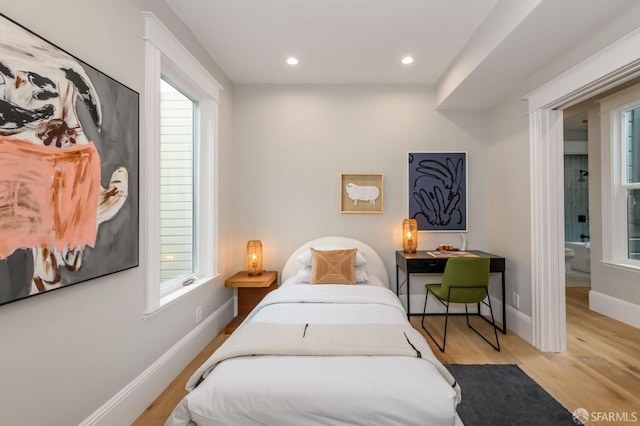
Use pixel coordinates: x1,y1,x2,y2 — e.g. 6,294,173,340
408,152,467,231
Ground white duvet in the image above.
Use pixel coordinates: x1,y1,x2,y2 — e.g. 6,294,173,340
166,282,460,426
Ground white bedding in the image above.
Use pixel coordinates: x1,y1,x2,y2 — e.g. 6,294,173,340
166,282,460,426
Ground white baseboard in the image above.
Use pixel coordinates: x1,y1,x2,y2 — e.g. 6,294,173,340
80,299,234,426
406,294,533,344
590,290,640,329
505,303,533,344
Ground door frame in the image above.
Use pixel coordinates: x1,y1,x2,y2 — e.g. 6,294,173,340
525,29,640,352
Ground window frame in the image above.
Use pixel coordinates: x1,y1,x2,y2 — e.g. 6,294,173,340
600,83,640,270
158,77,197,295
143,12,222,317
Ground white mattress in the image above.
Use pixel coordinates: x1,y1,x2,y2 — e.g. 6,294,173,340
166,280,459,426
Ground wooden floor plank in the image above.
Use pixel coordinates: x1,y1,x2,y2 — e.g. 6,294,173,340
133,286,640,426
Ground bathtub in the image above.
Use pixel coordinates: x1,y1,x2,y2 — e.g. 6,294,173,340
566,242,591,273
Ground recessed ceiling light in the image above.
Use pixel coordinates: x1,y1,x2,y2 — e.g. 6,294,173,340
401,56,414,65
286,57,299,66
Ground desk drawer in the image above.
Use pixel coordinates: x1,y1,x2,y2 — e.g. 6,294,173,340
407,259,445,273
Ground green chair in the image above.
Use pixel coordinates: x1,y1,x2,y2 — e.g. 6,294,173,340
421,257,500,352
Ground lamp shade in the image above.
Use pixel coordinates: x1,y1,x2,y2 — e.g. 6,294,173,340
403,219,418,253
246,240,263,276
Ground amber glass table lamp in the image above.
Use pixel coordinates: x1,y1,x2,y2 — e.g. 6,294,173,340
403,219,418,253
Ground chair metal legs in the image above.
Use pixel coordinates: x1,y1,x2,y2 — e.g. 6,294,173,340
421,289,448,352
421,287,501,352
465,295,501,351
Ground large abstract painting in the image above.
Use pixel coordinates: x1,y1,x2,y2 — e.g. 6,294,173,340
408,152,467,231
0,14,139,307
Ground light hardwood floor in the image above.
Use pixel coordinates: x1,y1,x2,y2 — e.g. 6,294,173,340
134,287,640,425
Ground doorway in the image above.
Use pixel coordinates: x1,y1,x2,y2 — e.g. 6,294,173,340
563,111,591,291
525,29,640,352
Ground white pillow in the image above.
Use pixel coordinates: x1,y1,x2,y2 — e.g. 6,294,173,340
283,274,385,288
296,266,368,283
295,247,367,268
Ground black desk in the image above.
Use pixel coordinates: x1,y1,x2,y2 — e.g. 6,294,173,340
395,250,507,334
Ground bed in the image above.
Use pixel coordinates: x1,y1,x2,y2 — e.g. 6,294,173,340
166,236,462,426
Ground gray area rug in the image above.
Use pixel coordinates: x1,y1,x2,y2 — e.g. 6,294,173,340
446,364,576,426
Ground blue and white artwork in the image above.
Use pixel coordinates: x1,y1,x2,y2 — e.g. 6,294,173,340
408,152,467,231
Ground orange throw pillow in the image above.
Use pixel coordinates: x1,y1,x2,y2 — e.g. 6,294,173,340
310,248,357,284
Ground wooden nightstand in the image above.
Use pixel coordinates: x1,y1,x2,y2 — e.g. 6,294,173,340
224,270,277,333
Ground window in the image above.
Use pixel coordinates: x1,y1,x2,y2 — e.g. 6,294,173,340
623,108,640,260
160,79,196,293
601,84,640,268
143,12,222,315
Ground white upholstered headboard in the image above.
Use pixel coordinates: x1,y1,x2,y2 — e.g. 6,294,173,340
281,236,389,287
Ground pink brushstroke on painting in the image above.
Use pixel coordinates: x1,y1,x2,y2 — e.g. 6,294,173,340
0,136,100,259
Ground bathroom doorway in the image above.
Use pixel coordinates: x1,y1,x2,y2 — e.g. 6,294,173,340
563,111,591,289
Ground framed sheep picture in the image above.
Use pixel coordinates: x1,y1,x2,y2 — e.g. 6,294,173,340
340,173,384,214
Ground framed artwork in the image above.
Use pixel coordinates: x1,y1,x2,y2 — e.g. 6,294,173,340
340,173,384,214
0,14,139,307
408,152,467,231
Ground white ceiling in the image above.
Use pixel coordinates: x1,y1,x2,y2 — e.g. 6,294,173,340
165,0,640,108
165,0,499,85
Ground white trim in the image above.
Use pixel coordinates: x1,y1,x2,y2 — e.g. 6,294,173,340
142,274,221,320
142,12,223,102
142,11,222,315
79,299,234,426
485,297,533,344
599,260,640,273
529,109,567,352
589,290,640,329
525,26,640,352
525,27,640,113
197,99,218,277
143,36,162,313
600,104,615,262
598,83,640,267
505,304,533,344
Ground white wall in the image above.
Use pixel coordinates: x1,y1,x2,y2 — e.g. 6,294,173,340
0,1,235,425
488,96,532,319
229,85,492,305
564,140,588,154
